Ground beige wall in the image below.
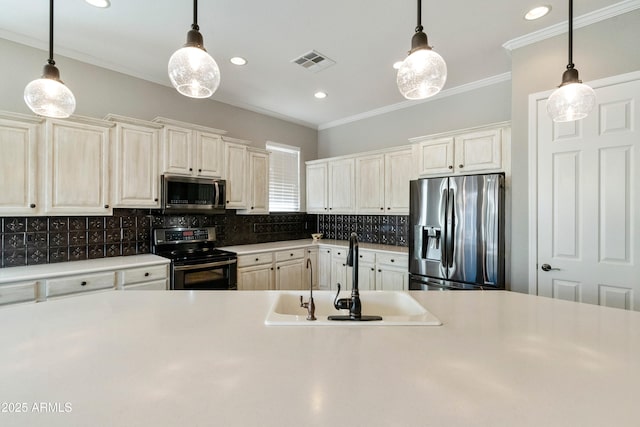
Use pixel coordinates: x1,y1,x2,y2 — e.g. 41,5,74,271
318,79,511,157
0,38,317,210
509,10,640,293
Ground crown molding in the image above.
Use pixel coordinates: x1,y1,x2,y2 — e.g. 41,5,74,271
317,72,512,131
503,0,640,51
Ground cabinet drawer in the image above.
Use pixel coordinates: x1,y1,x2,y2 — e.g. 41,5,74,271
123,279,167,291
331,248,347,259
0,281,38,305
376,253,408,268
275,248,305,262
238,253,273,267
357,250,375,264
121,265,168,285
47,272,116,298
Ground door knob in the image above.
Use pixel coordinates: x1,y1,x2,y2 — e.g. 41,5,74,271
541,263,560,272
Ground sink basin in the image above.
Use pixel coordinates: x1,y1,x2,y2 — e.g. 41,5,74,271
265,290,442,326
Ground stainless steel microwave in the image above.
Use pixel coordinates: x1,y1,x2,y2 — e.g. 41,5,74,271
161,175,226,214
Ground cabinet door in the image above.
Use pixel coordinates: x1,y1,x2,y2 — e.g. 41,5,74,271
375,267,407,290
162,126,193,175
195,132,223,177
356,155,385,214
330,248,352,291
238,265,273,291
0,117,41,215
417,137,454,176
123,280,167,291
328,158,355,213
276,260,305,290
247,151,269,214
112,122,159,208
306,163,328,213
358,263,376,291
318,247,332,290
453,129,502,173
384,148,414,214
224,142,248,208
45,119,111,215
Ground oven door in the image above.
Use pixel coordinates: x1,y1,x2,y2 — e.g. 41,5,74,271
172,259,237,290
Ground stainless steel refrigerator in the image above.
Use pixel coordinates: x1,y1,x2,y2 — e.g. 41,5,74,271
409,173,505,290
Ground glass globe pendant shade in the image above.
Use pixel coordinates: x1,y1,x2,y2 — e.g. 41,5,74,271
168,44,220,98
397,48,447,100
547,69,596,122
24,64,76,118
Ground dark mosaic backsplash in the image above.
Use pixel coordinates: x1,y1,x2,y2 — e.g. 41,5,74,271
0,210,316,268
317,214,409,247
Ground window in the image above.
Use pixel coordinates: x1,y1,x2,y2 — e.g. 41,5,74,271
266,141,300,212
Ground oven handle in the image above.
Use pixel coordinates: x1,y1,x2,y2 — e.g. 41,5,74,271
173,259,237,271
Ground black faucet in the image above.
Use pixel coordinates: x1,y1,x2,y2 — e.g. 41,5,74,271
329,232,382,321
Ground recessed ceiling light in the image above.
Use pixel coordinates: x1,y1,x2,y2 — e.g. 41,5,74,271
392,61,404,70
85,0,111,8
314,91,327,99
230,57,247,66
525,5,551,20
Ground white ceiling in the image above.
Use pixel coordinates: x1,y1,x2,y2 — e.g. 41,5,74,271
0,0,627,128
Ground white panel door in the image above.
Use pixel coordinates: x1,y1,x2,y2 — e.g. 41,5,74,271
536,77,640,310
306,163,328,213
384,148,414,213
356,154,385,213
224,142,248,208
162,126,192,175
417,137,454,176
195,132,223,177
328,158,355,213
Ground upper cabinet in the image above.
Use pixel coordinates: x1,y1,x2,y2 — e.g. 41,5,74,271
223,137,250,209
45,116,114,216
356,147,414,214
306,162,328,213
106,114,163,209
413,124,509,177
238,148,270,215
0,112,43,216
306,158,355,214
153,117,226,178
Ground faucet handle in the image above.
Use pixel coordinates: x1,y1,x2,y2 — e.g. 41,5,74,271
333,284,351,310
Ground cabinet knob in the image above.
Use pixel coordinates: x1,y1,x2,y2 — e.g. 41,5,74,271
271,267,274,271
104,204,109,209
387,207,391,210
251,207,254,210
198,169,202,172
80,281,87,286
30,203,36,208
391,259,395,262
189,168,193,171
459,164,464,168
255,258,259,262
342,264,346,267
290,253,294,257
329,208,332,210
154,198,158,202
277,266,280,270
448,165,453,170
144,272,150,277
324,208,327,210
371,268,375,271
226,200,230,203
378,269,381,272
359,255,362,258
380,207,383,210
327,250,330,253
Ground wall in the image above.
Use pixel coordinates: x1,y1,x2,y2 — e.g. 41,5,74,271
509,10,640,293
318,79,511,157
0,38,317,210
0,211,316,268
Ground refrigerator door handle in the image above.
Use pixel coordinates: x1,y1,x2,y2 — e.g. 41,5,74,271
447,188,456,268
440,188,448,269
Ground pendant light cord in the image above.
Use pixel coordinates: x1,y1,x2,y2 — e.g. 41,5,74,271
415,0,423,33
48,0,55,66
192,0,199,31
567,0,574,70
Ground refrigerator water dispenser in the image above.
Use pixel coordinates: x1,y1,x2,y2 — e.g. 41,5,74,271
422,226,441,260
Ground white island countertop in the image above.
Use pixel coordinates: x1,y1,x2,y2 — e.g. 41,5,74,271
1,290,639,426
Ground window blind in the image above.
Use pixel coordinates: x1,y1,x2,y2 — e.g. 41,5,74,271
266,142,300,212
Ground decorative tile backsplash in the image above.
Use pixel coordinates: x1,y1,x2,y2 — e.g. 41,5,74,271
317,214,409,247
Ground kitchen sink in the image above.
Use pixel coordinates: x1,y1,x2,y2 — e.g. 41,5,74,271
265,290,442,326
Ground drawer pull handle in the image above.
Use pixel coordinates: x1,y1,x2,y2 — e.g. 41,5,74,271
391,259,395,262
255,258,259,262
290,253,293,257
30,203,36,208
371,268,375,271
378,269,381,272
144,272,150,277
80,281,87,286
459,164,464,168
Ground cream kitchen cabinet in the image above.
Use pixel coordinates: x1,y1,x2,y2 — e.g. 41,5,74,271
0,112,43,216
46,271,116,299
153,117,226,178
0,281,40,306
375,253,408,291
275,249,306,290
305,158,356,214
356,147,414,214
317,247,332,290
237,253,274,291
305,247,318,290
238,148,270,215
414,125,509,176
306,162,328,213
356,250,376,291
106,115,162,208
45,116,114,215
330,247,352,291
223,138,251,209
119,264,169,290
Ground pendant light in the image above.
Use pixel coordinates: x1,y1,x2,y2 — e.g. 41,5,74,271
396,0,447,100
547,0,595,122
24,0,76,118
168,0,220,98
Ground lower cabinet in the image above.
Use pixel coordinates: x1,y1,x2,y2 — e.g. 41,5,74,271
275,249,306,290
357,250,376,291
46,271,116,299
238,264,273,291
330,247,351,291
305,248,318,290
120,264,169,290
318,247,332,290
375,253,409,290
0,281,40,306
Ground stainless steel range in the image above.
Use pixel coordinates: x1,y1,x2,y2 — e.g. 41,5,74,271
152,227,237,290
